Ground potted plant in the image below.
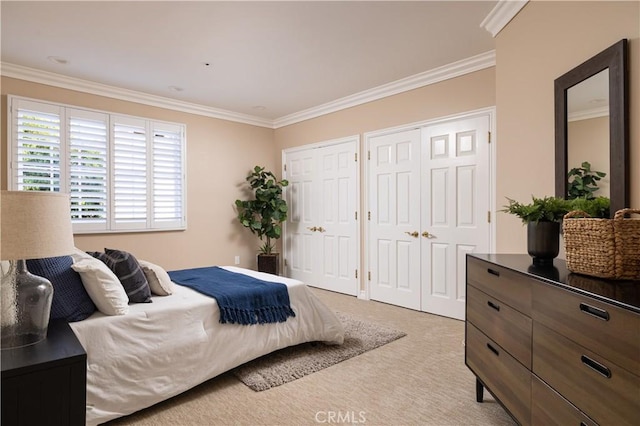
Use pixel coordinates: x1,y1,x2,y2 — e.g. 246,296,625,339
235,166,289,275
501,196,572,264
567,161,607,200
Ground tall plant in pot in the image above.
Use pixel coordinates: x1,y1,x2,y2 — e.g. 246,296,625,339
502,196,572,264
235,166,289,275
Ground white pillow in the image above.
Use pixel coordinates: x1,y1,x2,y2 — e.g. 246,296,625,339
138,260,174,296
72,257,129,315
70,247,94,263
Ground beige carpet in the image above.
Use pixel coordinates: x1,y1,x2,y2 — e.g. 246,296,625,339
107,288,516,426
233,312,407,391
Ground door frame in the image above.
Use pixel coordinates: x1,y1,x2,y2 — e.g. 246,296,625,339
362,107,496,301
281,135,361,295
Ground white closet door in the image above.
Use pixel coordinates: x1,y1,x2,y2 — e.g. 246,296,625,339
284,139,359,296
368,129,422,310
315,142,358,295
284,149,318,286
421,115,491,320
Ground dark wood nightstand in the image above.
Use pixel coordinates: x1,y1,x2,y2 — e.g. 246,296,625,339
1,319,87,426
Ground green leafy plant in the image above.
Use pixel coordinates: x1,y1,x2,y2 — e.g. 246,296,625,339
568,196,610,218
235,166,289,254
567,161,606,199
501,196,572,224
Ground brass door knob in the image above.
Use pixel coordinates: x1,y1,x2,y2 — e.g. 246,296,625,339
317,226,326,233
422,231,431,238
405,231,419,238
307,226,318,232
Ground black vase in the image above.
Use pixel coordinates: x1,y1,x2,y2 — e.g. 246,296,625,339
527,221,560,265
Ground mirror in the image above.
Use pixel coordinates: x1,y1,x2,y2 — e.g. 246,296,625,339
555,39,628,217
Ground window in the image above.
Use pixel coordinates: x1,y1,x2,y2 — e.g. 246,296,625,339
8,96,186,233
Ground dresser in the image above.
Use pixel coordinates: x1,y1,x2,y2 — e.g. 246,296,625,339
1,320,87,426
465,253,640,426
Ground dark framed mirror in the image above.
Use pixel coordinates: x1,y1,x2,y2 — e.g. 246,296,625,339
555,39,628,217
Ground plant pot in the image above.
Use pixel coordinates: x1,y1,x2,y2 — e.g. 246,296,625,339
257,253,279,275
527,221,560,265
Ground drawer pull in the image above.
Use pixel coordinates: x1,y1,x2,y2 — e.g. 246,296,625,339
581,355,612,378
487,300,500,311
487,268,500,277
579,303,610,321
486,343,499,356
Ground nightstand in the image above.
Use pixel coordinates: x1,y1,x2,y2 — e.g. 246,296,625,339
1,319,87,426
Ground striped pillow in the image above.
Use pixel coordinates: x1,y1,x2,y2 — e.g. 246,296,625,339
93,249,152,303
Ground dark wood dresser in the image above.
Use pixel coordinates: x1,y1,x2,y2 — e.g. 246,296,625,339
465,253,640,426
1,319,87,426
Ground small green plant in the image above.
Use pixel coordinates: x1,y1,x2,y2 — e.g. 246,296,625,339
568,196,610,218
235,166,289,254
501,196,572,224
567,161,606,199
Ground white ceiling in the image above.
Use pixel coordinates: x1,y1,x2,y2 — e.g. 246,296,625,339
1,1,498,125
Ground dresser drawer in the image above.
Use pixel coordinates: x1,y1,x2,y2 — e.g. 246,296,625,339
467,256,532,315
533,322,640,426
466,323,531,425
533,281,640,376
467,285,532,368
531,375,598,426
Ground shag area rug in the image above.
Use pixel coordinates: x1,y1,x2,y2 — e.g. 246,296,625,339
232,312,407,391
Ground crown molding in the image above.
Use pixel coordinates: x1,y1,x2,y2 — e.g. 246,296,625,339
0,62,274,128
481,0,528,37
273,50,496,128
2,50,496,129
568,106,609,122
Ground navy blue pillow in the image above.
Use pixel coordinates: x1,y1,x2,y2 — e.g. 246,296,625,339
26,255,96,322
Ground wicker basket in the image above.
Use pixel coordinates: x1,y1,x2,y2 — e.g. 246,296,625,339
563,208,640,280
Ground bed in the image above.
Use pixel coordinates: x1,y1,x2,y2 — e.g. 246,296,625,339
68,266,345,425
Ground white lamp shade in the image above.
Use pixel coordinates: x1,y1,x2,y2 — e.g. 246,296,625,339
1,191,75,260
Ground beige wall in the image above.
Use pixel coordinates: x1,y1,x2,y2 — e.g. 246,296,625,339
568,116,610,197
496,0,639,253
1,77,276,270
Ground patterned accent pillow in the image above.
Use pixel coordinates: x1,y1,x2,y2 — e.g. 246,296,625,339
26,255,97,322
91,249,152,303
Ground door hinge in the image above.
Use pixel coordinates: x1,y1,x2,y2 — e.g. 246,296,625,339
487,211,491,223
355,211,358,220
368,151,371,160
368,271,371,281
355,269,358,279
284,258,288,267
368,211,371,220
355,153,357,162
488,131,491,144
284,164,287,172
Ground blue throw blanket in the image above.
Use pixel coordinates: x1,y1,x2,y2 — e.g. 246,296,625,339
167,267,295,325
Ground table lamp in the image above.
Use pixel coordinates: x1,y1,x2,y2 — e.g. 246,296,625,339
1,191,75,349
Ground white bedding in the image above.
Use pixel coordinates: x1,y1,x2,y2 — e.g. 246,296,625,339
69,266,344,425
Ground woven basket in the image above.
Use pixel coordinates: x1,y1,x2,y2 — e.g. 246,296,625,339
563,208,640,280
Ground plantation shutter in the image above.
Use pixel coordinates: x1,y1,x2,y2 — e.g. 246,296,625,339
12,100,63,192
112,117,148,230
68,109,109,231
152,122,185,228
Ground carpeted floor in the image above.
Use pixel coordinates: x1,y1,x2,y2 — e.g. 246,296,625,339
233,312,407,391
107,287,517,426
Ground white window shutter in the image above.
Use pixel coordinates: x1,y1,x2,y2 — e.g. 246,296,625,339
152,122,185,228
12,100,63,192
68,109,109,232
112,117,148,230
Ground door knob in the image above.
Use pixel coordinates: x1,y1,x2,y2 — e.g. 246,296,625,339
317,226,326,233
405,231,419,238
422,231,431,238
307,226,318,232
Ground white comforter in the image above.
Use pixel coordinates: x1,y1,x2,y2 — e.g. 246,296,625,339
70,266,344,425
